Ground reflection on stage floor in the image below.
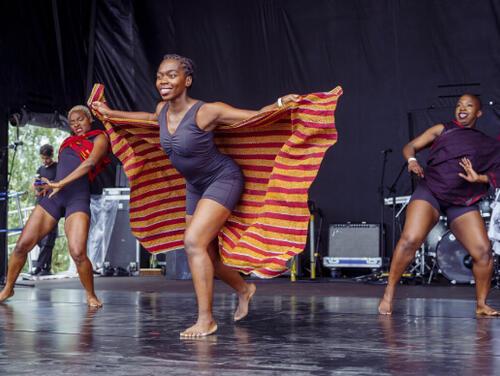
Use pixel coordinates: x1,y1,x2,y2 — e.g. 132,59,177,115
0,281,500,375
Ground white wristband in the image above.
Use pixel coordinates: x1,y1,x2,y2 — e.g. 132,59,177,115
277,97,284,107
407,157,417,164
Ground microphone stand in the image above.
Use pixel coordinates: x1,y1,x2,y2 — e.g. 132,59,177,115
387,162,408,251
306,200,323,280
7,141,22,188
378,150,391,263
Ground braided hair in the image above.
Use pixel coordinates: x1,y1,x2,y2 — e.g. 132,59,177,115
162,54,196,81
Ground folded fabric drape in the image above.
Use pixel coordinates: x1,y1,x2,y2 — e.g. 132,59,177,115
89,84,342,277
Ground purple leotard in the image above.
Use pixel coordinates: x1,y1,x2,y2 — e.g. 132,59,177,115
38,139,94,220
159,101,244,215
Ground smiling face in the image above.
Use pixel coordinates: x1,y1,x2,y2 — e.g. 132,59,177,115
155,59,192,101
455,94,482,128
69,110,92,136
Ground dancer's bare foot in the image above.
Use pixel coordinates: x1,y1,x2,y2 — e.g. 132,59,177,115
234,283,256,322
0,288,14,303
87,295,103,308
180,319,218,338
476,303,500,317
378,297,393,315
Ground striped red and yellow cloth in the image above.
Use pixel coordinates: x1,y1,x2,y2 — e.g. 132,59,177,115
88,84,342,278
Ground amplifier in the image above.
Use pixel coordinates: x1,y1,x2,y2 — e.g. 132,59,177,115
102,188,140,274
324,223,381,269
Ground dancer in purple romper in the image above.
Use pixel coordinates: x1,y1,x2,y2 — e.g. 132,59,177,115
379,94,500,316
158,100,244,215
92,53,300,337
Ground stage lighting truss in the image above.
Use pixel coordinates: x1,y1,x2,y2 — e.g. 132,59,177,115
8,107,69,131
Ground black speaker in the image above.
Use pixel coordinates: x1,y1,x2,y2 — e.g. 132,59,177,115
324,223,381,268
104,199,139,271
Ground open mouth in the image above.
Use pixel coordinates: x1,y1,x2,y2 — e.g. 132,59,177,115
159,88,172,96
458,112,468,120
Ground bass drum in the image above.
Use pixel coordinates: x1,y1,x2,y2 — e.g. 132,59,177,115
436,230,474,284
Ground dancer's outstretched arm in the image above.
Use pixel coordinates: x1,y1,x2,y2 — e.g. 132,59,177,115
198,94,300,131
91,101,165,122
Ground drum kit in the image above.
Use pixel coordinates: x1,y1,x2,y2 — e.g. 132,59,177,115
386,191,500,285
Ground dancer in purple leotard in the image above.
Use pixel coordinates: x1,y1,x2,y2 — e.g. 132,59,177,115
158,100,244,215
379,94,500,316
0,105,109,308
92,54,299,337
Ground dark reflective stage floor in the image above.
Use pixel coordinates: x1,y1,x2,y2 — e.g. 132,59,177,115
1,279,500,375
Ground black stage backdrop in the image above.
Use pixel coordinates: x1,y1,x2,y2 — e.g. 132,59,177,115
1,0,500,261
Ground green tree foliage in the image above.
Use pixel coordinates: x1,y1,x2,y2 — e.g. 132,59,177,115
7,124,70,273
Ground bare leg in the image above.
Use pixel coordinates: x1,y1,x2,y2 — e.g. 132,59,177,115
184,213,256,324
450,211,499,316
378,200,439,314
206,240,256,321
180,199,237,338
0,206,56,302
65,212,102,308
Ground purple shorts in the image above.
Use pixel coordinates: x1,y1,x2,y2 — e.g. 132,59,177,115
186,174,244,216
409,181,479,224
39,194,90,221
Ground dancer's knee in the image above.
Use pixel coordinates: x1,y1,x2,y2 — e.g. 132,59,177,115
471,243,492,267
69,250,87,266
397,233,423,255
12,238,34,257
183,232,206,257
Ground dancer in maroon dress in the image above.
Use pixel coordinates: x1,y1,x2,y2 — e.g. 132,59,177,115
379,94,500,316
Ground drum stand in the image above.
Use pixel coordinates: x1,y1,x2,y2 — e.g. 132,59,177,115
407,245,435,284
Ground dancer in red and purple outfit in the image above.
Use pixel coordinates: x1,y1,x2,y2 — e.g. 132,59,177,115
379,94,500,316
0,105,109,308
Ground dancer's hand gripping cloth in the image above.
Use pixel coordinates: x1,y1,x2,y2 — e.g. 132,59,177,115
89,84,342,278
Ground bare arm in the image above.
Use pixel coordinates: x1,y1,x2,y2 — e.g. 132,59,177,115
43,134,109,197
91,101,165,122
403,124,444,178
197,94,300,131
